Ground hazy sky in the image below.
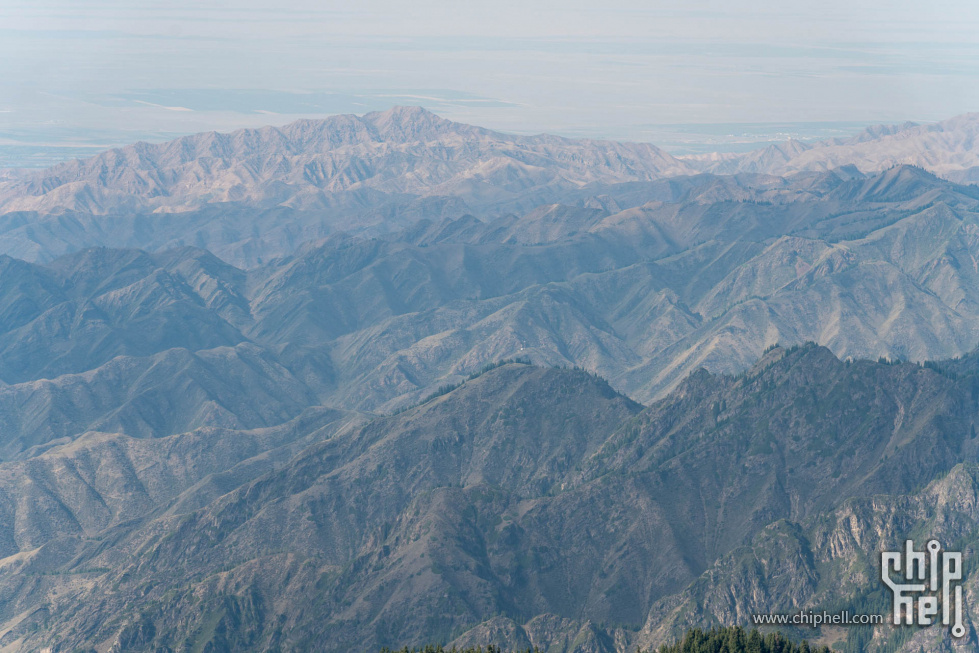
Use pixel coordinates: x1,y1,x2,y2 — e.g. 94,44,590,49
1,0,978,164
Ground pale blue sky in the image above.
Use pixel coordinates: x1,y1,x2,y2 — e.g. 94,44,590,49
1,0,978,165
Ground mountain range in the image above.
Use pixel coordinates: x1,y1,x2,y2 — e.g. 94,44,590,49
0,106,692,265
2,163,979,430
0,107,978,651
1,108,978,267
2,348,979,652
682,113,979,183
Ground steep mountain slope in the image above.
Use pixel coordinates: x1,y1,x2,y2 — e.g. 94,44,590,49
242,166,979,409
0,245,346,461
0,364,642,651
640,463,979,653
3,166,979,454
0,343,329,459
0,247,248,384
2,348,979,652
0,406,360,558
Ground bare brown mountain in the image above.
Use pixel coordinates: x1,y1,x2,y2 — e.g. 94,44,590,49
0,106,691,217
0,107,699,265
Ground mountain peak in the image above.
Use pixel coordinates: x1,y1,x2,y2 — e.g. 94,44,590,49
829,163,951,203
847,120,920,143
364,104,471,140
371,105,439,121
0,106,693,226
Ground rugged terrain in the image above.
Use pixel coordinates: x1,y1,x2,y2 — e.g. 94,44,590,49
0,348,978,651
0,109,978,652
1,109,979,268
0,107,691,265
2,164,979,427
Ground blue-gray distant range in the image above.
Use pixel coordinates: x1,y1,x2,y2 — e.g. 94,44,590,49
2,107,979,652
1,108,978,264
0,106,978,404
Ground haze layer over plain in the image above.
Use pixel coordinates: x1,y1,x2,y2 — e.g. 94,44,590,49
2,0,979,166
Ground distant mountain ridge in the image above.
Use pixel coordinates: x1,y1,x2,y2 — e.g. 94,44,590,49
0,106,692,216
682,113,979,183
1,108,976,267
0,107,702,265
